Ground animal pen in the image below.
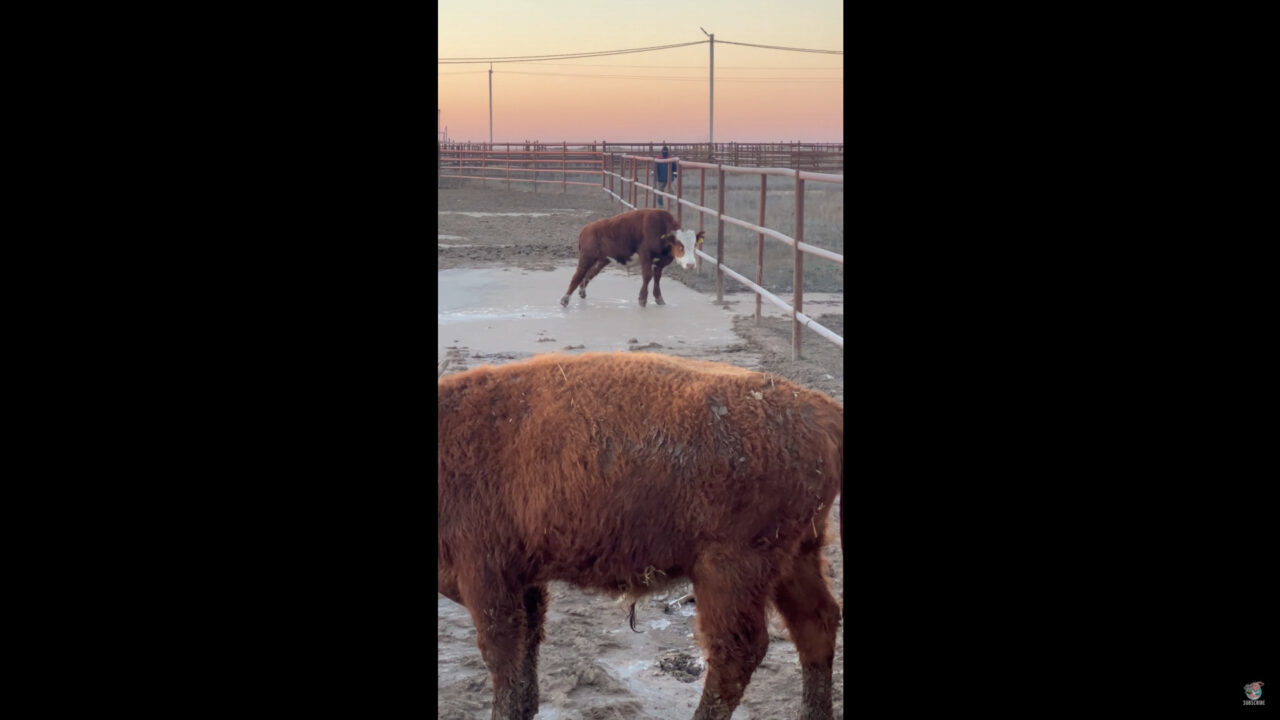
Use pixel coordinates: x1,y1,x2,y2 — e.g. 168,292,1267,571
438,142,844,359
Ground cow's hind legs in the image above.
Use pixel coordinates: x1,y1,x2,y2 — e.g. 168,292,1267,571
561,257,594,306
772,538,841,720
690,547,772,720
579,257,609,298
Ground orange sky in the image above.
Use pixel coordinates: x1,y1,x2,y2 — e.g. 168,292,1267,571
438,0,842,144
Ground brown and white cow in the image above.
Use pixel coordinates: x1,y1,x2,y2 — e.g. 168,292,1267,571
560,209,704,307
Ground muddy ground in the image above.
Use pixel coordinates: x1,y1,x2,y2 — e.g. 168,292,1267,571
438,184,845,719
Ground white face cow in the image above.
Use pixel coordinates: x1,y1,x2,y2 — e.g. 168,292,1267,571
670,229,703,270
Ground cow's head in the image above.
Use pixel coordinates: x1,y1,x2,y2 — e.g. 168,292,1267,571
667,229,704,270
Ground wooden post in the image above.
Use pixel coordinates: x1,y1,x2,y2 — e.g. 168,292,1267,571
562,142,567,193
631,156,638,208
756,173,766,325
792,171,805,360
716,165,725,303
506,151,510,191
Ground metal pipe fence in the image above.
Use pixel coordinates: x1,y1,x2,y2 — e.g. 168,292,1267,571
439,141,843,173
602,152,843,359
438,144,604,190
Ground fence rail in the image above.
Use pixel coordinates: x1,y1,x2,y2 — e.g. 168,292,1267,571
439,140,843,173
438,144,604,191
602,152,843,359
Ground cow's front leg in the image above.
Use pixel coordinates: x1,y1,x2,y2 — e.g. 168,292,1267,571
652,257,673,305
638,260,653,307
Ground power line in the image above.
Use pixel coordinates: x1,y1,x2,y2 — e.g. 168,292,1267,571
438,41,706,64
438,38,843,64
717,40,842,54
498,62,841,70
498,69,840,82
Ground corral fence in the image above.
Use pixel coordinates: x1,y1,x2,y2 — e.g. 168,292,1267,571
436,140,843,360
603,152,843,360
438,140,842,178
438,142,605,191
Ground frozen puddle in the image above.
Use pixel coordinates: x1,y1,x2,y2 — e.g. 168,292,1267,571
438,266,742,361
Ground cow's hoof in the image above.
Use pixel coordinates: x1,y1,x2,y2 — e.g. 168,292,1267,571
578,288,586,298
638,298,647,307
559,295,569,306
655,297,665,305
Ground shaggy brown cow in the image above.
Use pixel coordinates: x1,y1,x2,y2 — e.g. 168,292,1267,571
438,352,843,720
560,208,705,307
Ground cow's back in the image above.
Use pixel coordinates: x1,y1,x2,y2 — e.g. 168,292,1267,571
577,210,678,262
437,352,842,593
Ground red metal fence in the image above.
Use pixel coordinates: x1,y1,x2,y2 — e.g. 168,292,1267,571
438,143,603,190
602,153,843,359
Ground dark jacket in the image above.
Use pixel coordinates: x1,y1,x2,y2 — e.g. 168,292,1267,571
656,153,675,183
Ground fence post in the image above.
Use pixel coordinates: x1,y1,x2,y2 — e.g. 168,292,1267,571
644,160,651,208
698,167,706,273
716,165,725,303
533,147,538,193
563,142,567,193
756,173,766,325
675,159,683,227
792,170,805,360
631,156,638,208
506,151,510,191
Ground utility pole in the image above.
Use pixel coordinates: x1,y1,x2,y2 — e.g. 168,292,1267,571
488,62,494,145
701,27,714,148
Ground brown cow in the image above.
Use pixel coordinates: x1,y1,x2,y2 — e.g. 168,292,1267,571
438,352,843,720
560,208,705,307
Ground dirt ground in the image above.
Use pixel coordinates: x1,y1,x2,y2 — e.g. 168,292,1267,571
438,184,845,719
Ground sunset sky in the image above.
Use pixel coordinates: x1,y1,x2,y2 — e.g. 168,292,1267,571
438,0,843,144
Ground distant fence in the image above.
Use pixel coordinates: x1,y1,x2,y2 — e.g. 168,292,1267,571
603,152,843,360
439,140,842,173
438,143,604,191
